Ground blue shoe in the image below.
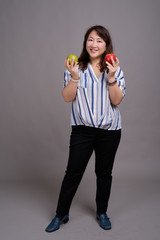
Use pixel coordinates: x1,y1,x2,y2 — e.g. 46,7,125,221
45,214,69,232
97,213,112,230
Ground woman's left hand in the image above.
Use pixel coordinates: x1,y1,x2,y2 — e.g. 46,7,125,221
106,57,119,80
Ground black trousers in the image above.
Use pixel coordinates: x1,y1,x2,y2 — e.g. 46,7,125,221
56,126,121,216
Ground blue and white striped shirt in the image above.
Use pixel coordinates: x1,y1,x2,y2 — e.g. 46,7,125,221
63,64,126,130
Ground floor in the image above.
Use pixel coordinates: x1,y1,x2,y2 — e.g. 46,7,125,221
0,176,160,240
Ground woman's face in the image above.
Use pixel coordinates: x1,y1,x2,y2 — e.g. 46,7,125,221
86,30,106,61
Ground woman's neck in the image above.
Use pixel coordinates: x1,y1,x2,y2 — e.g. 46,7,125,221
89,58,101,70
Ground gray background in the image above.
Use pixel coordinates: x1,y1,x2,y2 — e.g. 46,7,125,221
0,0,160,240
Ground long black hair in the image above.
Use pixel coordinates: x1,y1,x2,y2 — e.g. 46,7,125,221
78,25,114,72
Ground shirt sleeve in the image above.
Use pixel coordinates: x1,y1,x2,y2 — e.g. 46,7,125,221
115,66,126,97
63,69,71,89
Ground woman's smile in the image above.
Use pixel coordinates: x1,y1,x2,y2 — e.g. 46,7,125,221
90,48,98,53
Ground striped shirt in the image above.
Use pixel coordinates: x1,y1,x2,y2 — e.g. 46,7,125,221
63,63,126,130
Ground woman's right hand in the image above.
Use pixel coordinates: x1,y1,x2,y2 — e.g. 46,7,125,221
64,58,79,80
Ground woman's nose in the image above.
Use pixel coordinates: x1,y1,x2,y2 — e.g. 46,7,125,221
92,41,97,47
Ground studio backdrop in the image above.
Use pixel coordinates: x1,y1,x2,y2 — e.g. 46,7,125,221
0,0,160,184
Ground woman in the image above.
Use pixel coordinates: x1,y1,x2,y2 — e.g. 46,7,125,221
45,25,126,232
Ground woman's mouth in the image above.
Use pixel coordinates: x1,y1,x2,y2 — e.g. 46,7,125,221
90,49,97,53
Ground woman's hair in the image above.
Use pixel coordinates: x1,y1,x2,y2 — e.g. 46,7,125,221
78,25,114,72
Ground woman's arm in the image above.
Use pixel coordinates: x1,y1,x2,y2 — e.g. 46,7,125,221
107,78,123,105
61,80,79,102
106,57,123,106
62,58,80,102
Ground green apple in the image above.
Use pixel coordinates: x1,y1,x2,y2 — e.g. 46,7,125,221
66,54,78,65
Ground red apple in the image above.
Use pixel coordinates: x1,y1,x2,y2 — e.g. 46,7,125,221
105,54,116,65
66,54,78,65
